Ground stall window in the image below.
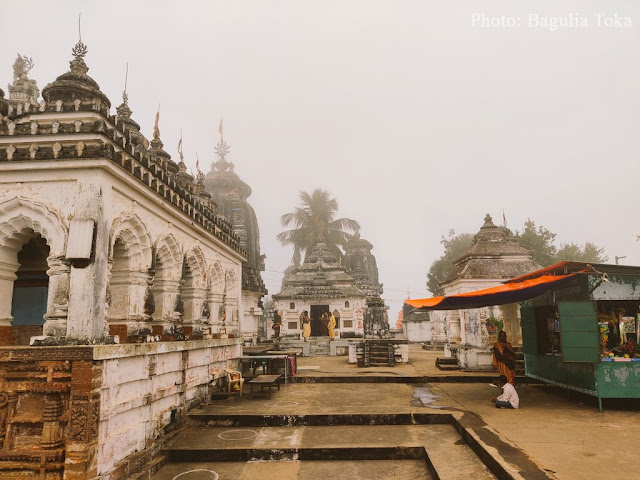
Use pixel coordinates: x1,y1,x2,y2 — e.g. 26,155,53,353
534,306,561,355
343,320,353,328
596,300,639,359
288,322,298,330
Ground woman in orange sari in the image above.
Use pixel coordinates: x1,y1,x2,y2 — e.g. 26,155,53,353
492,331,516,385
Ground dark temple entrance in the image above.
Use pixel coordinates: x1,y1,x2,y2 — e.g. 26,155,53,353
310,305,329,336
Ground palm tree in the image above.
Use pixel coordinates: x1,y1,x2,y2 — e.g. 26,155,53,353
277,189,360,266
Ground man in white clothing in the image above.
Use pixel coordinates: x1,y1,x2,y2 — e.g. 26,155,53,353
490,375,519,409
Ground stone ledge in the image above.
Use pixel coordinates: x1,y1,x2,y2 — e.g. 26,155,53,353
93,338,242,361
0,345,94,361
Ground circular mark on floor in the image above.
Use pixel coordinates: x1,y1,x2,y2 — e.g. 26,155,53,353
172,469,219,480
264,401,299,407
218,429,258,440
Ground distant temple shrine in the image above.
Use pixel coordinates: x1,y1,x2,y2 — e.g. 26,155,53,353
273,237,367,338
203,129,267,343
0,43,247,478
273,232,388,346
430,214,541,369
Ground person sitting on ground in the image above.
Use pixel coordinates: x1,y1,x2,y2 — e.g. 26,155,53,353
492,330,517,385
490,375,519,409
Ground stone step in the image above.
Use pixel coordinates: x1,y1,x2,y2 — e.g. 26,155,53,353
155,423,495,480
435,357,460,371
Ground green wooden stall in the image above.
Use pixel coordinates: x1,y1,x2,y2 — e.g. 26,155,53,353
520,263,640,411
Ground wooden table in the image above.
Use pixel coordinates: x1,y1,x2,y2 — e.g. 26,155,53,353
239,355,290,384
248,375,281,399
266,350,299,377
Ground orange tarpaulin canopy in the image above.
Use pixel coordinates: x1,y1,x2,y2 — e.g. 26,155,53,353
405,273,579,311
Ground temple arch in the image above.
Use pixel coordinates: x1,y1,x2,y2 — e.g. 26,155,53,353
208,261,225,325
0,198,68,344
183,245,207,325
109,213,152,271
152,234,182,322
107,214,152,335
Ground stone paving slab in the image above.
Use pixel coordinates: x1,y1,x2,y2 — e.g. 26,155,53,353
163,424,494,479
430,382,640,480
152,459,432,480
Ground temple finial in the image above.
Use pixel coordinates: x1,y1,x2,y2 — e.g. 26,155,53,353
178,129,184,162
213,118,232,170
72,13,88,59
153,105,160,140
122,62,129,105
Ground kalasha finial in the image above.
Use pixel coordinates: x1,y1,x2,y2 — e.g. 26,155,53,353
72,13,88,59
153,105,160,140
122,62,129,105
177,129,184,162
12,54,34,81
214,138,230,160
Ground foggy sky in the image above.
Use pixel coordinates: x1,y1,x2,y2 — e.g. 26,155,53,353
2,1,638,322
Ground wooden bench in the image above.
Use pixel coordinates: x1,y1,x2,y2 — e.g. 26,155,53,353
248,374,281,399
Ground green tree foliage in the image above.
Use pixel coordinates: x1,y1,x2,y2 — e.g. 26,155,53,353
277,189,360,266
555,242,608,263
426,230,474,296
426,220,608,295
513,219,557,267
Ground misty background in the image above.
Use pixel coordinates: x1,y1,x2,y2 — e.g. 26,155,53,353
2,0,638,322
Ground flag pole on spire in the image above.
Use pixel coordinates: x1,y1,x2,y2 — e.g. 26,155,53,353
218,118,223,142
177,129,183,162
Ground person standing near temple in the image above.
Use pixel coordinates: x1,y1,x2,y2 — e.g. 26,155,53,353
492,331,516,385
328,311,337,341
320,312,330,336
300,310,311,342
273,310,282,341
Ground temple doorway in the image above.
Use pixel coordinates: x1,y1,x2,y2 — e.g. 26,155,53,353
11,235,50,344
310,304,329,336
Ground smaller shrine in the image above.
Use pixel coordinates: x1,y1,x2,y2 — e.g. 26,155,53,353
430,214,541,369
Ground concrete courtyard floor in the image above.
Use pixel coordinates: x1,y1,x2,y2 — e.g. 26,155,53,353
154,345,640,480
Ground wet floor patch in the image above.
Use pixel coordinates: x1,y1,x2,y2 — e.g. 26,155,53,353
411,385,451,409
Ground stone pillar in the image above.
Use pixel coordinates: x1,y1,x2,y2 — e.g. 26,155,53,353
68,253,109,340
209,293,224,333
150,277,178,336
128,269,151,337
0,260,18,333
447,310,462,343
500,303,522,345
43,255,71,337
364,296,389,338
